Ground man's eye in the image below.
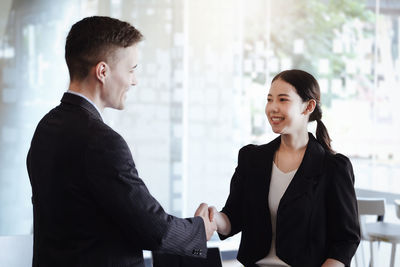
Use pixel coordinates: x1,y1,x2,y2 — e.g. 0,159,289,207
280,98,288,101
267,98,272,102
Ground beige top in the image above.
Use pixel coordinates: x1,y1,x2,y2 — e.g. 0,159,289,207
256,162,296,267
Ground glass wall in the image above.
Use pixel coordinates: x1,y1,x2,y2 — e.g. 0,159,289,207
0,0,399,237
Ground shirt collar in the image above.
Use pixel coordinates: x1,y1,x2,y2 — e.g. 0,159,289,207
66,90,103,120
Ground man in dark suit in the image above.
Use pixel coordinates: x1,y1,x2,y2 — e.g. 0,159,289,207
26,16,216,267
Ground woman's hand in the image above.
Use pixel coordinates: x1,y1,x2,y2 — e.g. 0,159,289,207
208,206,231,236
321,258,345,267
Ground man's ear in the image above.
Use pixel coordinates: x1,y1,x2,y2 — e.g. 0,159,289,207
303,99,316,115
95,61,108,84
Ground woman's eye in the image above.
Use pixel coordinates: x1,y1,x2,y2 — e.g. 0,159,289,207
267,98,272,102
280,98,288,102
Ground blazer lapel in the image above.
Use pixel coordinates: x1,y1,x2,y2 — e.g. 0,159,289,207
250,136,281,213
279,134,326,207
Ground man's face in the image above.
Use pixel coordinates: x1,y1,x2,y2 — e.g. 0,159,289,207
101,45,138,110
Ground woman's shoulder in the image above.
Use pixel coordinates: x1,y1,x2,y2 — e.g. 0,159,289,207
325,152,353,169
239,144,258,153
239,142,276,157
239,136,280,154
324,152,355,183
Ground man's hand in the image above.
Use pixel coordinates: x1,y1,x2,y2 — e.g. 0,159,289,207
195,203,217,240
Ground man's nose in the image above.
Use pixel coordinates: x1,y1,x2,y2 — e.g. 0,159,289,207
131,76,137,86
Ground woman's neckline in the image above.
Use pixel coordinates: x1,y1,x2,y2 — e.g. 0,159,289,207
272,161,298,175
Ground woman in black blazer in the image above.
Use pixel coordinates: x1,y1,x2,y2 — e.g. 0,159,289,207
210,70,360,267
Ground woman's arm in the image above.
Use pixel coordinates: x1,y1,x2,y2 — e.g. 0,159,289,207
325,154,360,266
209,206,231,236
217,145,252,239
321,258,345,267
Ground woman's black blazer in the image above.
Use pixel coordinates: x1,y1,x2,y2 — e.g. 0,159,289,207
220,133,360,267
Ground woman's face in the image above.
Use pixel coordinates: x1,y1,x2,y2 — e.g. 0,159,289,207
265,78,309,135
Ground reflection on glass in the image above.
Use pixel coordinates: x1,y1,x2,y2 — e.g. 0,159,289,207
0,0,399,236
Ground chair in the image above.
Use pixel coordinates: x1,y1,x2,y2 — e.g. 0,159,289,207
357,198,400,267
152,247,223,267
0,235,33,267
395,199,400,219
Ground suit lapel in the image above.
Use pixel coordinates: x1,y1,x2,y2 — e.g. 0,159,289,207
250,136,281,215
279,134,326,207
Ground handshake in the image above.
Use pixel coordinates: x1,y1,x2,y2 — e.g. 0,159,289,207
194,203,231,241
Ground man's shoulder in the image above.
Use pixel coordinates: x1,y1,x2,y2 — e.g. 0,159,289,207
36,101,128,147
52,102,108,130
82,116,127,150
36,103,120,142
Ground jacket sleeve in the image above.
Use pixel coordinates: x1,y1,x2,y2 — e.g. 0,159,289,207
85,128,207,258
326,153,360,266
219,145,251,240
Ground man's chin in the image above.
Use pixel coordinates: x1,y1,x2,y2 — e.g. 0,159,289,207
118,101,126,110
107,103,125,110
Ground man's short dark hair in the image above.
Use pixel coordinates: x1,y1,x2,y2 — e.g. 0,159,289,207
65,16,143,81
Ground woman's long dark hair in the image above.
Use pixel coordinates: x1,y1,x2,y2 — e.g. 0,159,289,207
272,69,334,154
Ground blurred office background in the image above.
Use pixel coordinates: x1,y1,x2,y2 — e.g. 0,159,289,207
0,0,399,249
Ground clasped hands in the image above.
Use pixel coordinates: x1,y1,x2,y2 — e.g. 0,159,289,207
194,203,217,240
195,203,231,240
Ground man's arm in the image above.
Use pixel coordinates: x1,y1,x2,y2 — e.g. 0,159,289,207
85,128,210,257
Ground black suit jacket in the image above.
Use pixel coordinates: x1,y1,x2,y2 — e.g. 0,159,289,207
220,134,360,267
27,93,207,267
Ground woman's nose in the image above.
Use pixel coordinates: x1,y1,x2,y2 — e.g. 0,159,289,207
267,101,278,112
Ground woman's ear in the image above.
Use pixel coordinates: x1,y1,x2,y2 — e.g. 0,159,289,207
303,99,316,115
95,61,108,84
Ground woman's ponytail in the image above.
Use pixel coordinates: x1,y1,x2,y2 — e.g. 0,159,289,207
310,102,334,153
316,119,334,154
